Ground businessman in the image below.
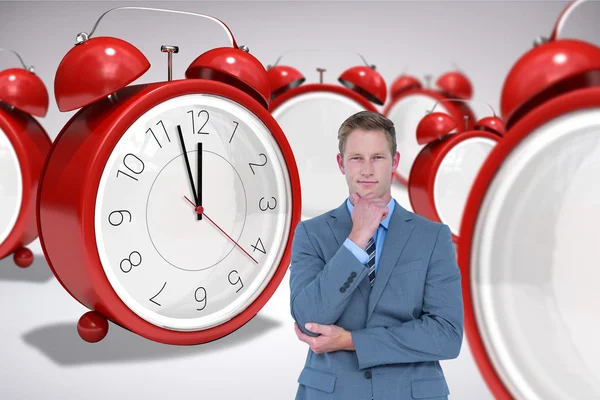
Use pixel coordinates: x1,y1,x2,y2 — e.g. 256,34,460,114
289,111,464,399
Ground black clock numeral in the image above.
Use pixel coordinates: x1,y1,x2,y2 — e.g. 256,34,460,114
116,153,145,181
187,110,195,136
196,110,210,134
195,287,207,310
188,109,210,135
251,237,266,254
120,251,142,273
146,120,171,149
249,153,268,175
228,270,244,293
150,282,167,306
145,128,162,148
108,210,132,226
228,121,239,143
156,120,171,142
259,196,277,212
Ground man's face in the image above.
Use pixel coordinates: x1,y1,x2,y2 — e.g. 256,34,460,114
336,129,400,200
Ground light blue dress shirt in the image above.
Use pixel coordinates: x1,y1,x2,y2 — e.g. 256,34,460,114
343,196,395,272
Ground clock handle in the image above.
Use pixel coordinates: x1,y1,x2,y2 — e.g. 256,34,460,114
74,6,239,49
534,0,591,45
0,48,35,72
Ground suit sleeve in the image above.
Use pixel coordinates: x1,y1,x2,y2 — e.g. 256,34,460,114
289,221,370,337
351,224,464,369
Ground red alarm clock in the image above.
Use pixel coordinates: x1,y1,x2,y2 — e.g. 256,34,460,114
458,0,600,398
0,49,51,268
267,51,386,219
384,71,476,188
37,7,301,345
408,99,504,244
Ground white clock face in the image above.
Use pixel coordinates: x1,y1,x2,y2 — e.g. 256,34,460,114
471,108,600,399
272,91,366,219
433,136,497,235
387,94,452,180
0,127,22,244
95,94,292,331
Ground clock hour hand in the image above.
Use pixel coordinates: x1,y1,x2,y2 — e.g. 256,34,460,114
177,125,199,218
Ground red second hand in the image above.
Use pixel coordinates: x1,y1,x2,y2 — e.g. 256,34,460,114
184,196,258,264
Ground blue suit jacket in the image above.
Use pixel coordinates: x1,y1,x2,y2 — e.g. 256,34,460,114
289,200,464,400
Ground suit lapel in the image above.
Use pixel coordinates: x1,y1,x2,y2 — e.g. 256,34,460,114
327,201,371,303
367,201,414,321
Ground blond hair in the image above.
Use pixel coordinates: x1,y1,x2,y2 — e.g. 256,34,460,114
337,111,397,158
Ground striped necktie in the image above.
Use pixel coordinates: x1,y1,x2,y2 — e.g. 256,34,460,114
366,237,376,287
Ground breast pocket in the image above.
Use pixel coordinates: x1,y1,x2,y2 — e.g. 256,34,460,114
392,259,426,274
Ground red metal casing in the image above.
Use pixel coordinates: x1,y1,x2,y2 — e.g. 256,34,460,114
0,105,52,261
458,85,600,400
38,79,301,345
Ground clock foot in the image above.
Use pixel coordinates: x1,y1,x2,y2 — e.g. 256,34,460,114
13,247,34,268
77,311,109,343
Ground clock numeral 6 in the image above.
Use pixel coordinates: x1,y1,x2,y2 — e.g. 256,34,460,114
228,270,244,293
120,251,142,273
259,196,277,211
108,210,132,227
195,287,207,311
249,153,267,175
116,153,144,182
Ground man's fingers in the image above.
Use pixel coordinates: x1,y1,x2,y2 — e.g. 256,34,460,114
305,322,320,333
294,323,313,343
363,198,387,207
305,322,328,335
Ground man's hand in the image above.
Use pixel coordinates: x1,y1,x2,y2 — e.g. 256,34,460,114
294,322,355,353
348,192,389,249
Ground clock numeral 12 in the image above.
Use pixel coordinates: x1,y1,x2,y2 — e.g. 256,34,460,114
187,110,210,135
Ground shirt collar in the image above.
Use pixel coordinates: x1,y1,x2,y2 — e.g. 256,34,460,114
346,196,395,229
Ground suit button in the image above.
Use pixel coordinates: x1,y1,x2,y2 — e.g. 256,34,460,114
348,277,354,283
343,282,350,289
340,287,346,293
350,272,357,278
364,371,372,379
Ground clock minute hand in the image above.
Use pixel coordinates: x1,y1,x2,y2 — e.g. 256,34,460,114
197,142,203,221
177,125,199,218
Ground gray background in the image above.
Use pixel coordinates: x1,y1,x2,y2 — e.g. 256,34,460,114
1,1,598,399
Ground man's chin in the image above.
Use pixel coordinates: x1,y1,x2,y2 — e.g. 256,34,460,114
355,188,378,198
